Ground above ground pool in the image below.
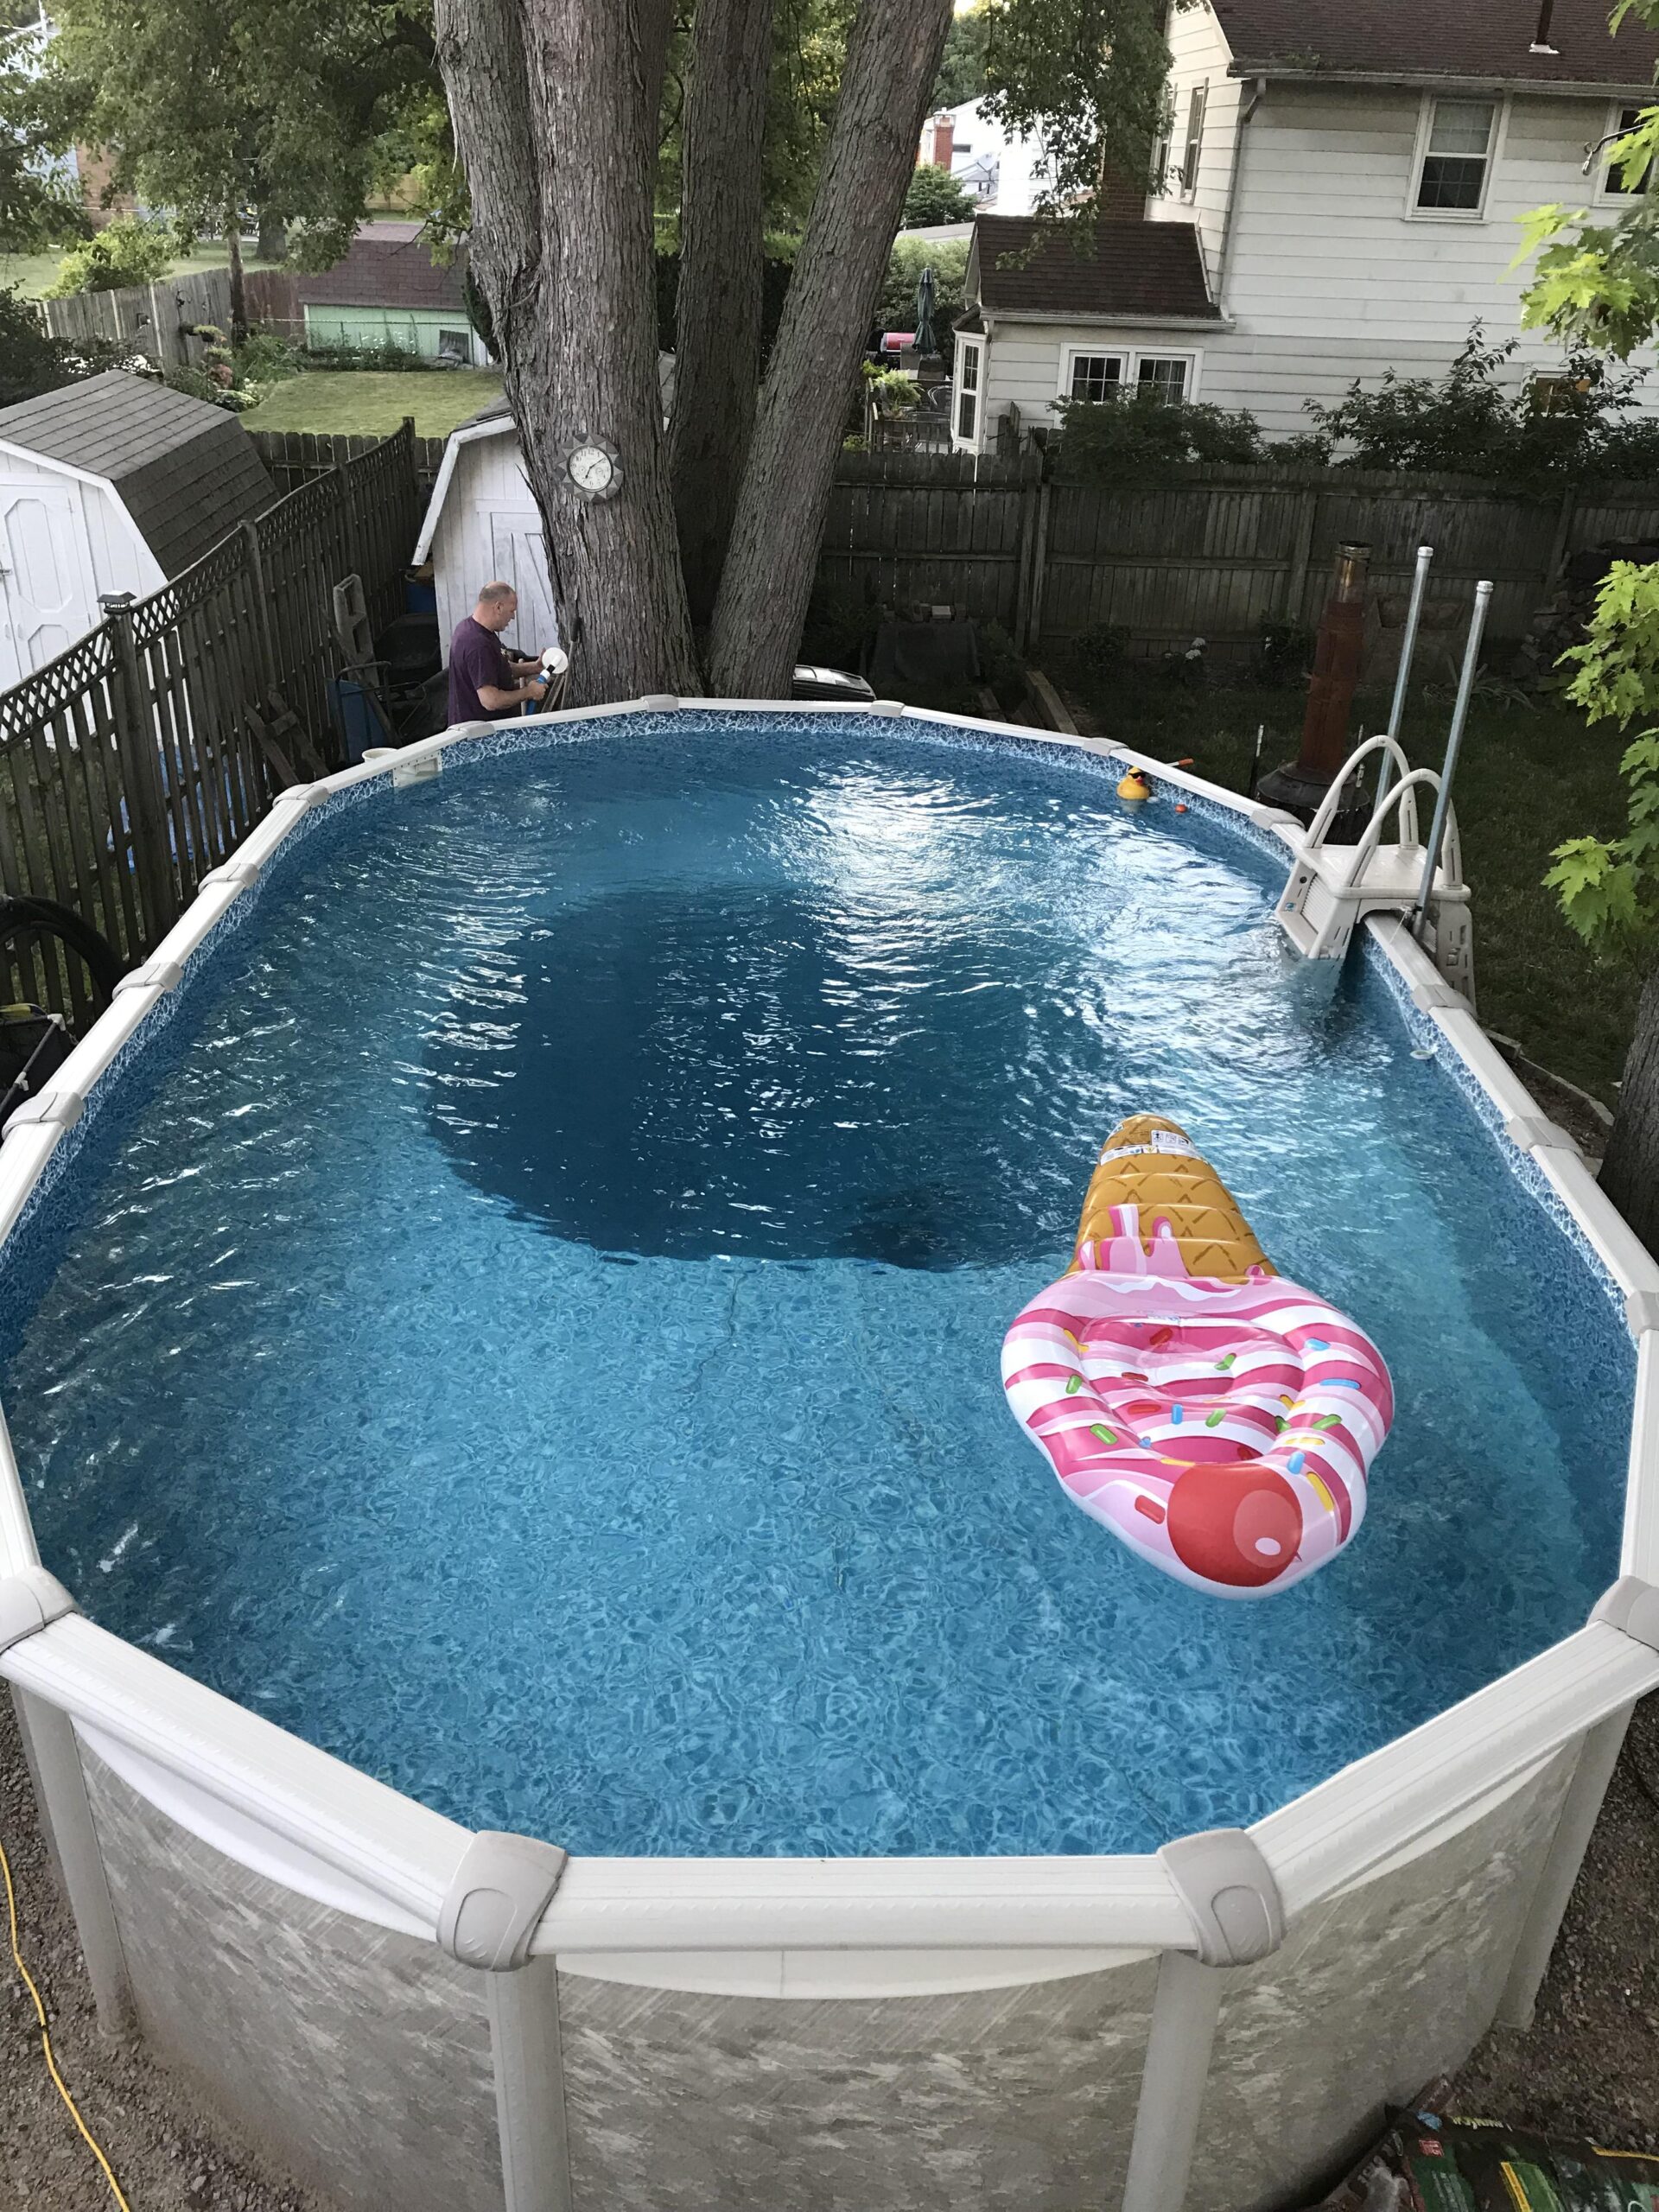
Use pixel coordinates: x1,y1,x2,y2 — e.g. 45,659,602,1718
0,715,1631,1859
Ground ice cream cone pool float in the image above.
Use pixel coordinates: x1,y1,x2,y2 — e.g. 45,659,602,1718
1001,1115,1393,1598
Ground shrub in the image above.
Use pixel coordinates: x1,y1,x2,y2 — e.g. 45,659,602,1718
47,216,175,296
977,620,1027,703
1057,387,1265,479
800,582,880,671
1303,324,1651,483
902,163,976,229
1252,618,1314,687
0,288,130,408
300,338,450,373
235,329,302,384
1072,623,1132,680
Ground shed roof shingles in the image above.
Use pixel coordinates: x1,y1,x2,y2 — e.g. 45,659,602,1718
969,214,1220,322
1213,0,1659,86
0,371,276,579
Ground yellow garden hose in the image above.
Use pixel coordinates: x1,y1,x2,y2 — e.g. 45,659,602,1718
0,1823,131,2209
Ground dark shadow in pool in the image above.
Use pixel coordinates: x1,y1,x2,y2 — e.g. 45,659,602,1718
425,886,1077,1268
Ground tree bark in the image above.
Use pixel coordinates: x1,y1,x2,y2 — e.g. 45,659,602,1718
708,0,953,697
255,207,288,263
435,0,696,703
225,207,246,346
1601,966,1659,1260
669,0,775,632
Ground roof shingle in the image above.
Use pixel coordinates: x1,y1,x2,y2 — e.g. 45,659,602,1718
297,238,470,313
0,371,276,579
1212,0,1659,87
969,215,1220,323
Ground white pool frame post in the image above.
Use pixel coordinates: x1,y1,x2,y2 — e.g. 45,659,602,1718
439,1830,574,2212
1497,1706,1633,2031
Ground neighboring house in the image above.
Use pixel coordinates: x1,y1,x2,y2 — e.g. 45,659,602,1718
918,100,1053,218
0,372,275,688
297,230,491,365
953,0,1659,451
951,213,1224,451
413,398,561,662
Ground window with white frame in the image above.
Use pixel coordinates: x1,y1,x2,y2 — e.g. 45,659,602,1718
1061,346,1197,405
1413,97,1498,214
1179,84,1206,200
1067,351,1127,403
955,339,982,443
1136,355,1190,399
1601,102,1654,197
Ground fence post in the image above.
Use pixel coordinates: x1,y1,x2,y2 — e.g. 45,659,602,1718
1012,461,1042,655
1024,474,1054,655
1542,480,1579,607
99,593,178,947
239,518,279,696
1282,482,1319,623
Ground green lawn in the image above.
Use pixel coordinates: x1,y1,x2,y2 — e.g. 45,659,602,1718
1049,652,1641,1106
238,368,502,436
0,241,283,300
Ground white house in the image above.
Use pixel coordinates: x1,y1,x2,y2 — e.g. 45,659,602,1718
918,100,1053,218
0,372,275,689
951,0,1659,452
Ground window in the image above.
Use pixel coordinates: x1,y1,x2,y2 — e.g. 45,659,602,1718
1060,347,1198,405
1180,84,1207,199
437,327,472,364
955,340,982,444
1136,356,1190,399
1414,97,1497,213
1602,103,1654,197
1068,352,1127,403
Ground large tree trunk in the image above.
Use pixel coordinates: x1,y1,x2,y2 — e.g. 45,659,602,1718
225,207,246,346
435,0,696,704
708,0,952,697
255,207,288,264
669,0,775,632
1602,966,1659,1259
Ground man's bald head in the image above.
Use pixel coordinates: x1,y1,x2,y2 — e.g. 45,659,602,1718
474,581,518,632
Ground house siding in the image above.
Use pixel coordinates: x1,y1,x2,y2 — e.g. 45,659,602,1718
972,321,1216,450
1148,0,1243,286
1202,81,1659,435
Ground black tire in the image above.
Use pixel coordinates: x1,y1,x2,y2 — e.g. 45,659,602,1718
0,898,124,1013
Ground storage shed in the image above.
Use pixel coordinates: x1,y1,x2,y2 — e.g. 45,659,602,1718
0,371,276,688
413,397,563,663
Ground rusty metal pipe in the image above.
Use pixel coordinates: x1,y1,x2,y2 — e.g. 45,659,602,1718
1295,542,1371,785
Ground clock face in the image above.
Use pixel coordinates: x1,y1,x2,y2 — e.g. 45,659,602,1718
569,443,616,496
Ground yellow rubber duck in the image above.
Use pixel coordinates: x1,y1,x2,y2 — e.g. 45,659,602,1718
1117,766,1152,804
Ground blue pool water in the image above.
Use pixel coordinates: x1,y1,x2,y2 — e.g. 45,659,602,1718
0,718,1631,1856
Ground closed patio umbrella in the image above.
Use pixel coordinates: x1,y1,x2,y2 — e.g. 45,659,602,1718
914,264,938,357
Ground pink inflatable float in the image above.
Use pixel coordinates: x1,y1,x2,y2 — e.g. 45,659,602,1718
1001,1115,1393,1598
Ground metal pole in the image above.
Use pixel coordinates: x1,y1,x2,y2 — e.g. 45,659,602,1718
1376,544,1434,809
486,1958,574,2212
1412,579,1492,941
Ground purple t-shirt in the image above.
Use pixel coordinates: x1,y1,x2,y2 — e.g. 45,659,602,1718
448,615,514,724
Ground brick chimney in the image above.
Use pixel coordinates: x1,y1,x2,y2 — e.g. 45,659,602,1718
924,111,955,169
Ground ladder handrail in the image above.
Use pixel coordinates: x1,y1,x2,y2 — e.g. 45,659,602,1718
1335,766,1446,892
1300,734,1418,853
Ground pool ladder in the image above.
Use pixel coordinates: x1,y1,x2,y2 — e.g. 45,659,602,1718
1274,732,1475,1001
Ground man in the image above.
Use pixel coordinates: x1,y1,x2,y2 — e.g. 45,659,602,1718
448,581,550,725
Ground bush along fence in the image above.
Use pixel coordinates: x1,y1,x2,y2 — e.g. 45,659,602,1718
0,421,423,1027
35,267,302,366
820,451,1659,662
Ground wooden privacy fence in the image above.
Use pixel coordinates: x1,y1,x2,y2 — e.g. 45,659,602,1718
251,428,448,499
820,453,1659,657
0,421,423,1025
37,268,302,365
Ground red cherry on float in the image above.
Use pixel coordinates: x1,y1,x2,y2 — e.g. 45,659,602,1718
1165,1462,1303,1589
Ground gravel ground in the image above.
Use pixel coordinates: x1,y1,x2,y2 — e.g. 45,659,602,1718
3,1684,1656,2208
1,1691,315,2212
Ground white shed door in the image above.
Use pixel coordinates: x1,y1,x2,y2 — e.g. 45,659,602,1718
0,480,98,690
486,509,561,655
